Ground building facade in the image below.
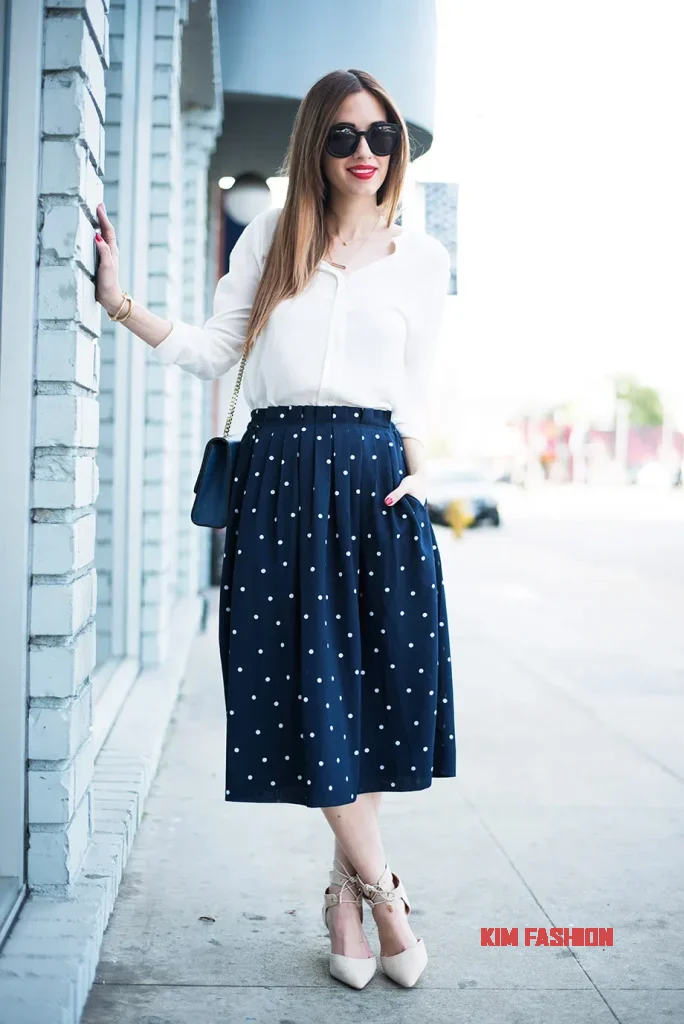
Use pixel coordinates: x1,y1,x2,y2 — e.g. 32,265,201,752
0,2,450,1019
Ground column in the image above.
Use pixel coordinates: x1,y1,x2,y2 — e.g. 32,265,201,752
28,0,109,888
141,0,187,664
176,110,218,597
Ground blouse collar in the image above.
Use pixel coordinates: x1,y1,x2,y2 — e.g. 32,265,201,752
319,227,408,280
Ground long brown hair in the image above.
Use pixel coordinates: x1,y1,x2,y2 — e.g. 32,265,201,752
242,69,410,357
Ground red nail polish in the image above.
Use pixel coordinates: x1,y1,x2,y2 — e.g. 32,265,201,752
385,497,393,505
95,232,102,242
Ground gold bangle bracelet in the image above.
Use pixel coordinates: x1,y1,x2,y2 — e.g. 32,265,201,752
118,295,134,323
108,292,129,321
108,291,132,322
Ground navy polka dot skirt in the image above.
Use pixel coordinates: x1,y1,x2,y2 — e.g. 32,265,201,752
218,404,457,808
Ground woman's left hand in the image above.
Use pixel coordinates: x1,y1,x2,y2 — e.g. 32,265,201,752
384,472,427,507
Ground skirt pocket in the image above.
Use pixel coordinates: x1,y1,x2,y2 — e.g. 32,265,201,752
402,492,428,513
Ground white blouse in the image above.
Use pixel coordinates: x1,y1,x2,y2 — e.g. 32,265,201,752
152,206,451,445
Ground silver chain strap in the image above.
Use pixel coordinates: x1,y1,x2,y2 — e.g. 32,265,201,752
222,350,247,439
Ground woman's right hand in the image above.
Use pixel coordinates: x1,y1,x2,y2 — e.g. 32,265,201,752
94,203,124,316
91,201,175,349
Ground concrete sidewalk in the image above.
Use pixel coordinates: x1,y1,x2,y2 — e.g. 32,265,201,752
82,523,684,1023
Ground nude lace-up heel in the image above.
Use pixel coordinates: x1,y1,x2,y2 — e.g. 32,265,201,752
322,858,377,989
355,863,428,988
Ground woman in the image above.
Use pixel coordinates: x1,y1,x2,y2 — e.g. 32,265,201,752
94,68,456,991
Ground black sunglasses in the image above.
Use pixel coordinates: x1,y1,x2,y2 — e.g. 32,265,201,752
325,121,401,159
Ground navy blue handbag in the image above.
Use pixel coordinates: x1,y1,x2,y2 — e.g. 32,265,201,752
191,351,247,528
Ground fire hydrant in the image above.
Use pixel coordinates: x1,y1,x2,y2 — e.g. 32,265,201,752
445,499,473,538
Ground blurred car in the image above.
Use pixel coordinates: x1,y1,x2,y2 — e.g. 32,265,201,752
425,464,501,528
634,460,677,489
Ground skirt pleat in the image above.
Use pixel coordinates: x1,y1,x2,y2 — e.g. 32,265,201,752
218,404,457,808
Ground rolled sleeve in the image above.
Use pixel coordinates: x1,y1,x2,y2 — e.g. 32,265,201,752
392,240,451,446
149,207,278,381
150,320,189,366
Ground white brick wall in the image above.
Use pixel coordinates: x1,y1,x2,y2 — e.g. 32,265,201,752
31,569,97,652
28,736,94,824
33,517,97,576
28,0,109,887
28,790,91,887
0,596,204,1022
0,0,222,1014
29,624,97,700
35,394,99,447
29,686,92,762
36,326,100,387
33,452,99,509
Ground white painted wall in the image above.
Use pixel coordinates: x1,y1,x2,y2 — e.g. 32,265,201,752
140,0,186,665
177,110,218,598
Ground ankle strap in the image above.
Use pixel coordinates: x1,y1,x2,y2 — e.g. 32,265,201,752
326,858,363,907
355,866,411,915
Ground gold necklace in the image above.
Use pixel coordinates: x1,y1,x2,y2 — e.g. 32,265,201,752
326,214,382,270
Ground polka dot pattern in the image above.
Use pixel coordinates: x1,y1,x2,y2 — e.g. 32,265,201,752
219,405,457,808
